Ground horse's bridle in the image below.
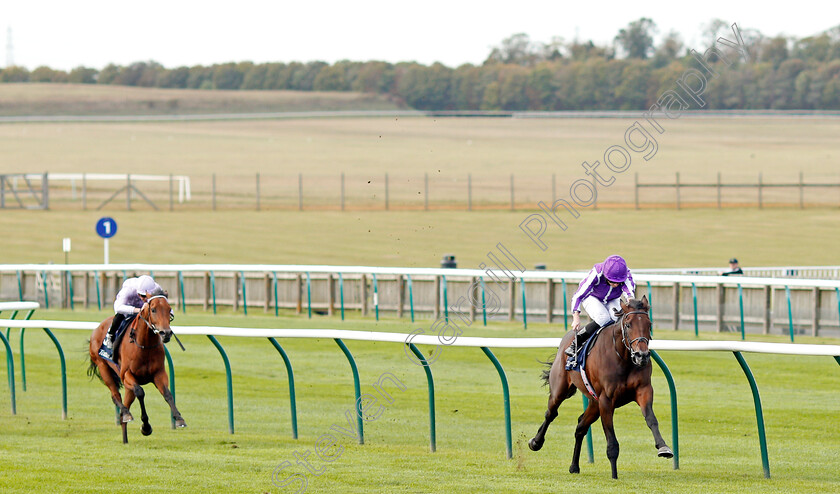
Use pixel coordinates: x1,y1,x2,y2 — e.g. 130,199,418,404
612,310,652,361
131,295,172,350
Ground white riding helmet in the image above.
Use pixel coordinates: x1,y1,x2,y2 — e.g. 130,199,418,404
136,275,157,296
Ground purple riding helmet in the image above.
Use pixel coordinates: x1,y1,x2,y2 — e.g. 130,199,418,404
602,255,629,283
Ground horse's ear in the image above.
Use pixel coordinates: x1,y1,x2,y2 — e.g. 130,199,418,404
641,294,650,311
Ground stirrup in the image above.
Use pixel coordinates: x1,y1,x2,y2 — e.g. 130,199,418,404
564,342,576,357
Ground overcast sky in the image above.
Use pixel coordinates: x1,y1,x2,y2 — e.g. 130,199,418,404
4,1,839,70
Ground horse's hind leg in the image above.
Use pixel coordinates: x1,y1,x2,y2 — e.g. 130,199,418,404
529,373,574,452
636,385,672,458
154,371,186,428
96,360,132,423
569,397,600,474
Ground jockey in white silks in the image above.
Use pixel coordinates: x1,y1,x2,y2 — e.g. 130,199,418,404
98,275,162,361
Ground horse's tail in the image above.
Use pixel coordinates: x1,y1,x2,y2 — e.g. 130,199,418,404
87,341,122,389
538,356,554,387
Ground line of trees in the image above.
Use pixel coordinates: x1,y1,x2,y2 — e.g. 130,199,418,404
2,19,840,110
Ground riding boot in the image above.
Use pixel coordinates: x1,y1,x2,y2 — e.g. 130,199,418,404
565,321,601,362
99,313,125,360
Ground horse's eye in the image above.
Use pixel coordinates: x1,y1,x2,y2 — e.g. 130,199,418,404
151,308,157,314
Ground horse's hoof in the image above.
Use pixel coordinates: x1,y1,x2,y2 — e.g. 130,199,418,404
569,465,580,474
658,446,674,458
141,423,153,436
122,413,134,423
175,419,187,428
528,438,543,451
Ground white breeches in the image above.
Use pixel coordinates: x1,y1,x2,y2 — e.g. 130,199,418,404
581,296,622,327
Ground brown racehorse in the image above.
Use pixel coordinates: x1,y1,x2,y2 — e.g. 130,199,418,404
88,292,186,443
528,296,672,479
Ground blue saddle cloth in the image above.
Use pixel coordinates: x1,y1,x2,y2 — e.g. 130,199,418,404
100,314,137,366
565,326,605,371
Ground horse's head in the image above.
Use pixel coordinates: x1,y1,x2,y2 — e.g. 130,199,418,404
139,289,174,344
617,295,652,367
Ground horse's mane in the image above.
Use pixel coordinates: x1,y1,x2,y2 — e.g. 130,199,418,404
147,287,167,298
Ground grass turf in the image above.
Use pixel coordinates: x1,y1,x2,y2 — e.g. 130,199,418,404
0,309,838,493
1,208,839,270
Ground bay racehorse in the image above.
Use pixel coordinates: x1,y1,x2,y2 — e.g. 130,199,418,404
88,291,186,443
528,295,672,479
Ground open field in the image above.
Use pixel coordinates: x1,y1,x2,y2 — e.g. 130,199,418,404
1,309,839,493
0,83,404,116
2,110,840,209
1,209,840,269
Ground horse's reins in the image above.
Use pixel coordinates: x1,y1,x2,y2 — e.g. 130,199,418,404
133,294,186,351
612,310,651,361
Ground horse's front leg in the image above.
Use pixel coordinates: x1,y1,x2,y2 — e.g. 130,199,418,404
153,371,186,428
133,384,153,436
569,397,600,474
636,384,673,458
599,396,620,479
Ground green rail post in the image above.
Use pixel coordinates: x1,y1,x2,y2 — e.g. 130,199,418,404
733,351,770,478
372,273,379,321
562,279,568,330
339,273,345,321
95,270,101,311
272,272,279,317
334,338,363,444
646,281,653,324
207,335,234,434
785,285,794,342
241,272,248,316
67,271,74,310
835,288,840,332
834,356,840,366
520,278,527,330
480,277,487,326
408,343,436,452
739,284,746,340
210,271,217,315
164,345,176,429
42,271,49,309
4,310,17,344
650,350,679,469
0,331,15,414
305,272,312,319
178,271,186,314
407,274,414,323
43,328,67,420
581,395,594,463
268,338,298,439
480,347,512,459
442,275,448,323
691,283,698,337
18,311,35,392
16,271,23,301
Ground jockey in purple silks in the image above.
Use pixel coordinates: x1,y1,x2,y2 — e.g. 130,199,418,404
565,255,636,366
98,275,163,361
